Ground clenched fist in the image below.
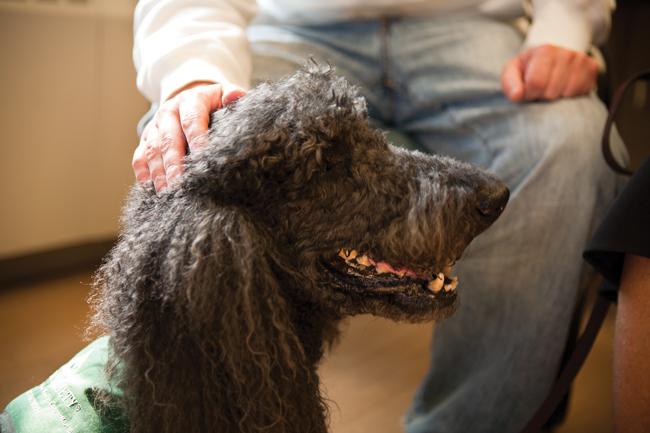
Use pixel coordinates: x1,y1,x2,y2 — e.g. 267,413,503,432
501,44,599,102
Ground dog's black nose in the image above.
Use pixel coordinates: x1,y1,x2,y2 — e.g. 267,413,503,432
477,184,510,221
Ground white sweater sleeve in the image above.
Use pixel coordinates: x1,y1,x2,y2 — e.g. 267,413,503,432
524,0,613,52
134,0,257,104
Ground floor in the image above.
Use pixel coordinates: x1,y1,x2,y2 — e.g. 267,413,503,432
0,270,615,432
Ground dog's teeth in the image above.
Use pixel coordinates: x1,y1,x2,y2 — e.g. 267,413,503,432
442,277,459,292
356,255,371,266
428,278,444,293
338,248,358,262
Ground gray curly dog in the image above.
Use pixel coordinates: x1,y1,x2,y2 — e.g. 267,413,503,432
91,63,509,433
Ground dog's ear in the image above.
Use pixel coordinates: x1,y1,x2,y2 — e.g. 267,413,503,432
182,65,372,202
91,188,328,433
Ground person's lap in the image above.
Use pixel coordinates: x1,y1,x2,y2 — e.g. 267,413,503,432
249,11,623,433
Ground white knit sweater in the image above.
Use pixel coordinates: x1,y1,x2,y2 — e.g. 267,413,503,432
133,0,613,103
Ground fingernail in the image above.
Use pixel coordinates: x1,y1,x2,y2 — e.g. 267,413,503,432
223,89,246,105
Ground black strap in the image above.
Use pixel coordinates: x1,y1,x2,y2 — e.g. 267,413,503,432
519,295,611,433
601,70,650,175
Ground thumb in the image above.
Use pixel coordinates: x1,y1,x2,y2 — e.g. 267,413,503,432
501,56,525,102
221,82,247,106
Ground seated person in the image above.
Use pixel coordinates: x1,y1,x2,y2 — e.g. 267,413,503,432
585,155,650,433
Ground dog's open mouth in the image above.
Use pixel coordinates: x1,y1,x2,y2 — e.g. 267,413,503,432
327,248,458,301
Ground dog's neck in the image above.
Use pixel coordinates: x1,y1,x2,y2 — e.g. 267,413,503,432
270,255,343,368
283,286,343,367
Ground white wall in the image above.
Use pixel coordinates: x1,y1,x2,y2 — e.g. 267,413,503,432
0,3,149,258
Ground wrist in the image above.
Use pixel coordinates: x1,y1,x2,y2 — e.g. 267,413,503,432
524,1,591,53
166,80,217,102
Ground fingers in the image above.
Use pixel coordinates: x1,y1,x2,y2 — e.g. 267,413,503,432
134,121,173,192
507,45,598,103
132,134,151,184
521,46,554,100
177,83,245,151
178,84,223,151
539,49,571,100
144,136,168,191
563,55,599,97
133,106,186,192
501,57,525,102
221,82,247,106
155,106,187,186
131,81,247,193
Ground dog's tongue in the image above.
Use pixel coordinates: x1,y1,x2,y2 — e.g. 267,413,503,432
374,261,417,278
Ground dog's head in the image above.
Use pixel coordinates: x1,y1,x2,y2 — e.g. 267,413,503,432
184,63,508,322
92,64,507,433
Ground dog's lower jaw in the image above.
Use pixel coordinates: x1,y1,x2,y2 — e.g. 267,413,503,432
312,261,458,323
328,288,459,323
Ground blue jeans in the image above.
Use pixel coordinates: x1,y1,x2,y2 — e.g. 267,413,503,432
249,12,624,433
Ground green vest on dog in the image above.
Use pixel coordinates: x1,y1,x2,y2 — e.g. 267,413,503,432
1,337,128,433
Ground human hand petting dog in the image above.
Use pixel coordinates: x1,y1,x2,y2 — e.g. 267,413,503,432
133,82,246,192
501,44,599,102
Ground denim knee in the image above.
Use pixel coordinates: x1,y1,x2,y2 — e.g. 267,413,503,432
510,95,623,201
530,96,615,175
